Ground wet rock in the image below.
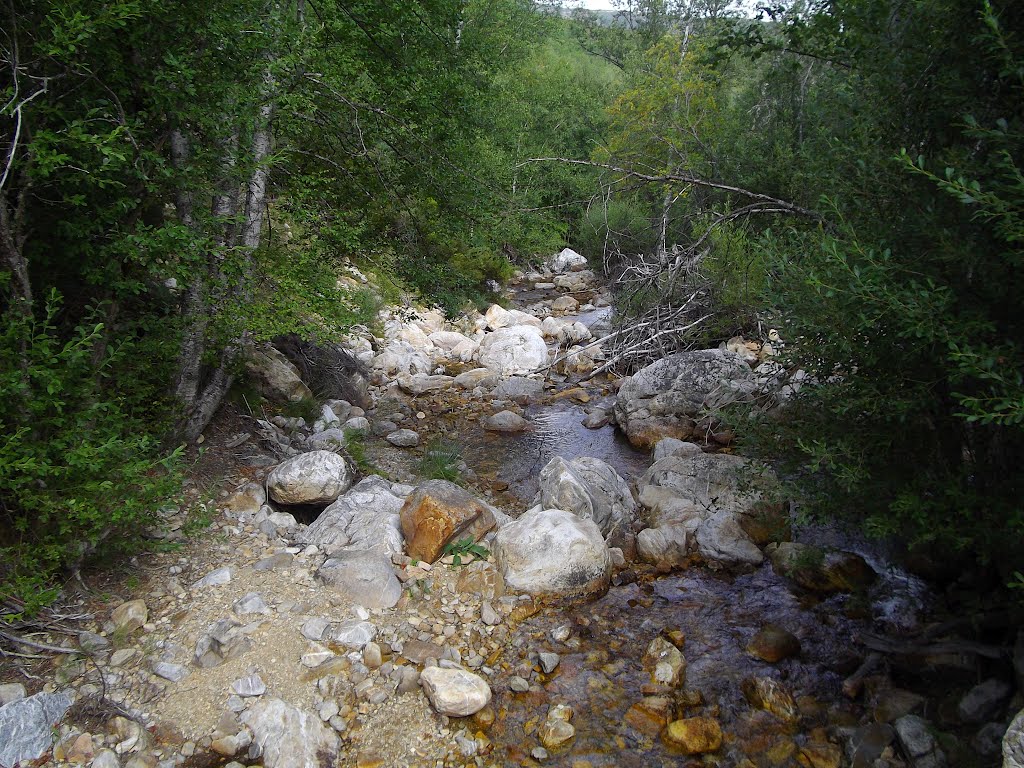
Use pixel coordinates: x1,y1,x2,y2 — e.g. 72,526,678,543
492,377,544,402
625,696,675,736
482,410,530,432
957,677,1012,723
492,508,611,597
636,525,689,569
400,479,496,563
741,677,799,724
244,345,313,403
509,676,530,693
1005,708,1024,768
746,625,801,663
766,543,877,593
296,475,405,556
419,667,492,716
0,692,73,768
455,561,505,599
695,512,763,566
476,326,548,376
973,722,1005,758
267,451,352,505
800,742,842,768
872,688,926,723
845,723,896,767
537,456,637,552
241,698,340,768
385,428,420,447
539,653,560,674
644,636,686,687
539,718,575,749
111,599,148,633
614,349,754,449
582,408,612,429
316,550,402,610
194,618,253,668
894,715,946,768
664,717,723,754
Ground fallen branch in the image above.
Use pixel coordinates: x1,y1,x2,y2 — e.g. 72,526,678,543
858,632,1006,661
0,629,79,654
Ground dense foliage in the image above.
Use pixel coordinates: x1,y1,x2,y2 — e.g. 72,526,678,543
2,0,1020,602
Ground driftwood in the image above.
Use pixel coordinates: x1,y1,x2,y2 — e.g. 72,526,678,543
858,632,1007,661
842,652,884,698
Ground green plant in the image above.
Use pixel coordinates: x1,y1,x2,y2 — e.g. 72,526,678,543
417,438,463,482
343,428,374,472
441,537,489,568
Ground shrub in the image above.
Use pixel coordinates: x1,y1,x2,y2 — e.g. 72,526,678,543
0,293,180,615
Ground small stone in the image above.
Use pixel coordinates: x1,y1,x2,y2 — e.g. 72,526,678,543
894,715,946,768
538,653,560,674
799,743,842,768
91,748,121,768
419,666,492,716
78,631,111,654
958,678,1012,724
109,649,137,667
111,600,148,633
481,602,500,627
301,645,335,668
302,617,331,641
539,719,575,749
664,717,723,754
230,674,266,697
66,732,96,763
254,553,294,572
644,637,685,687
191,567,233,589
232,593,271,616
742,677,799,723
531,747,549,760
625,696,674,736
334,620,376,649
152,662,189,683
397,666,420,694
746,625,801,663
362,642,383,669
510,676,530,693
386,429,420,447
482,411,530,432
551,625,571,643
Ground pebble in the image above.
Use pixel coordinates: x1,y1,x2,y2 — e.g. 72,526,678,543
539,652,560,674
510,676,530,693
152,662,189,683
192,566,233,589
230,674,266,697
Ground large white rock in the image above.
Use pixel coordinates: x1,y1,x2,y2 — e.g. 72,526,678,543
396,373,454,395
428,330,475,352
244,345,313,403
639,452,782,522
295,475,405,556
537,457,637,551
477,326,549,376
316,550,403,610
551,248,588,273
267,451,352,506
694,512,763,566
492,508,611,597
419,667,492,717
1004,707,1024,768
484,304,542,331
241,698,340,768
372,341,433,377
0,693,73,768
637,525,690,568
614,349,755,448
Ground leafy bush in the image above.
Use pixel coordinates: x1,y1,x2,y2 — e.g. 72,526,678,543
0,294,180,615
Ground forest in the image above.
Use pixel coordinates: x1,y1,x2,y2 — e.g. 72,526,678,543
1,0,1022,607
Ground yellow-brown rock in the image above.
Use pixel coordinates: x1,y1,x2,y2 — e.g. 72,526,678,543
400,480,496,563
746,624,801,663
798,743,842,768
624,696,674,736
742,677,800,724
664,717,723,754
